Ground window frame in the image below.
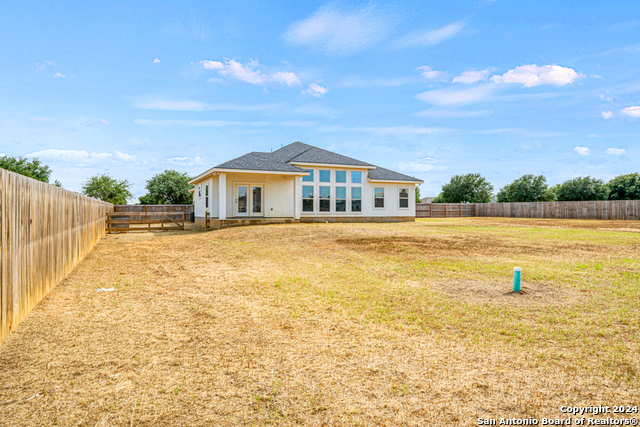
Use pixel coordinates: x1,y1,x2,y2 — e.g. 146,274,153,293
351,171,362,184
302,169,314,182
319,185,331,212
335,170,347,183
373,186,385,209
319,169,331,183
198,184,202,198
205,184,209,208
335,186,346,213
398,187,409,209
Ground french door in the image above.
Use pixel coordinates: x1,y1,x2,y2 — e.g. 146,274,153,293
235,185,263,217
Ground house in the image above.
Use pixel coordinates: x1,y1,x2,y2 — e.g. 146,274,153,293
189,142,423,228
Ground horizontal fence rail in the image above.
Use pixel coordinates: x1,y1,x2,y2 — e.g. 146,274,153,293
1,169,113,344
106,212,186,233
416,200,640,220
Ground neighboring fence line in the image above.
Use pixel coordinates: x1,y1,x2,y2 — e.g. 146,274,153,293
0,169,113,344
416,200,640,220
113,204,193,214
475,200,640,220
416,203,475,218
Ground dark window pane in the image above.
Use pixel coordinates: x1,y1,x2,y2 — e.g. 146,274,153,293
302,185,314,199
303,199,314,212
319,199,330,212
352,200,361,212
336,186,346,199
252,187,262,213
375,198,384,208
400,198,409,208
336,200,346,212
303,170,314,182
351,187,361,199
399,188,408,198
319,186,331,199
319,170,330,182
335,171,346,183
351,171,361,183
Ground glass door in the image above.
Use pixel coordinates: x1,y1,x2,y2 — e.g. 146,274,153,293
251,186,263,216
236,185,248,217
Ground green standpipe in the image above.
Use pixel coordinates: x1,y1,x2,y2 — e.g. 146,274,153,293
513,267,522,292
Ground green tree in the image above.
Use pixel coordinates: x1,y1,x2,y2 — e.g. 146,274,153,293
555,176,609,201
139,169,193,204
497,174,554,202
415,185,422,203
433,173,493,203
608,173,640,200
0,156,52,183
81,173,133,204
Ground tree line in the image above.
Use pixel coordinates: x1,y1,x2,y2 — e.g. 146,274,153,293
431,173,640,203
0,155,193,205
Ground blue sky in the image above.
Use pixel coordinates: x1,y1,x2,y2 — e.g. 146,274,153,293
1,0,639,198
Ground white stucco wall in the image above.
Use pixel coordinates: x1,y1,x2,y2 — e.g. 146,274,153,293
297,167,416,218
193,168,417,219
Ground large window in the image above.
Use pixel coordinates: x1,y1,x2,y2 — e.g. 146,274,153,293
336,171,346,183
319,170,331,183
303,169,314,182
351,171,361,184
303,186,314,212
205,185,209,208
319,186,331,212
335,186,346,212
351,187,361,212
399,187,409,208
374,187,385,208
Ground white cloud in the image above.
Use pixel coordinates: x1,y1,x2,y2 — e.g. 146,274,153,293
415,83,497,106
26,149,136,163
490,64,582,87
0,153,5,157
573,146,592,156
599,93,614,102
395,160,435,173
54,72,66,78
316,125,453,136
81,119,111,127
302,83,328,97
153,58,161,64
133,119,268,127
200,59,300,87
37,60,55,72
167,156,207,166
284,4,395,55
417,65,445,80
453,68,493,84
605,148,626,155
413,109,493,118
398,22,465,48
601,111,613,119
130,98,280,111
621,106,640,117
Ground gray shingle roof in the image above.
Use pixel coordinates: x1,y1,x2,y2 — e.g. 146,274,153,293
368,166,422,182
206,142,421,183
215,152,307,172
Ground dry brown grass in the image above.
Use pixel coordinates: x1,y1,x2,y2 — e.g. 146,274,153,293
0,217,639,426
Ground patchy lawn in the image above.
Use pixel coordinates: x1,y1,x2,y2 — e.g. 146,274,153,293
1,218,639,426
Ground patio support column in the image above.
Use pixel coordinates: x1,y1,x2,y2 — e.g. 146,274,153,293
219,173,226,220
294,176,302,220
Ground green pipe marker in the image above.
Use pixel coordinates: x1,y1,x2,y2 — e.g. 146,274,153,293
513,267,522,292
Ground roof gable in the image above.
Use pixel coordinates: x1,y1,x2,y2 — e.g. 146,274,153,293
215,152,306,172
368,166,422,182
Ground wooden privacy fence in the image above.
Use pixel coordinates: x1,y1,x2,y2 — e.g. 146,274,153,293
0,169,113,344
475,200,640,220
106,211,187,233
416,203,475,218
113,204,193,215
416,200,640,220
